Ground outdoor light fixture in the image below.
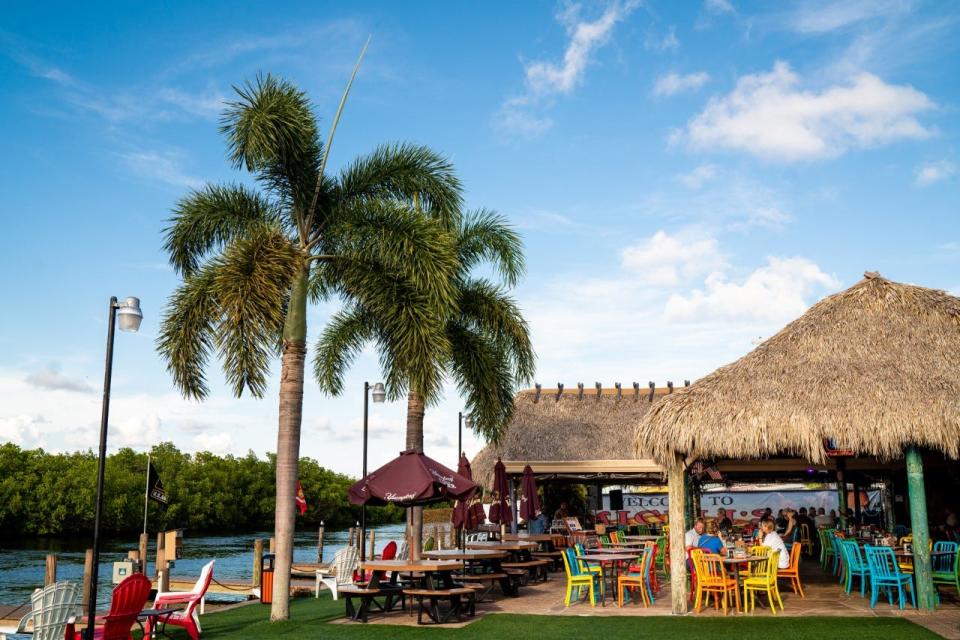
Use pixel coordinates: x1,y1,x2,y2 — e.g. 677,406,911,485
459,412,473,458
87,296,142,640
360,381,385,562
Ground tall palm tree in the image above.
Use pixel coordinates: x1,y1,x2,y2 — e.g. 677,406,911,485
314,208,535,552
157,73,462,620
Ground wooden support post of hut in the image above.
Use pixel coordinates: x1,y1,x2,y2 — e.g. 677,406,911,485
906,446,935,610
882,478,896,531
45,554,57,586
836,458,848,528
668,453,689,614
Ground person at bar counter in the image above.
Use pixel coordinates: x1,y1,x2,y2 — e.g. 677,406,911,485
758,518,790,569
716,508,733,533
685,518,705,548
698,520,724,554
553,501,570,521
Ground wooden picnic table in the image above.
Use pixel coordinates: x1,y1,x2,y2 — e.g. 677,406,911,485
503,533,554,542
624,535,661,542
466,540,538,552
610,540,649,548
421,549,508,561
577,552,638,606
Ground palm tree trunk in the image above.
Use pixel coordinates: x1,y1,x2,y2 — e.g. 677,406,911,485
270,265,308,621
406,390,425,558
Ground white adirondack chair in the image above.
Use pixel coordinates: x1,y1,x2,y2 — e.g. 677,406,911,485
315,546,358,600
16,581,82,640
396,539,409,560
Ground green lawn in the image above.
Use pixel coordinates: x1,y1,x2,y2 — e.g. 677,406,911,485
185,595,942,639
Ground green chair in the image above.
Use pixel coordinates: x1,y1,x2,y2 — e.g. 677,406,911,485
818,528,835,570
655,535,669,576
932,541,959,596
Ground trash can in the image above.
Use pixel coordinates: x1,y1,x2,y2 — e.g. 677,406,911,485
261,553,275,604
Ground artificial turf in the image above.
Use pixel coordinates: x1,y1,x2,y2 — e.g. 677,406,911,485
187,595,942,639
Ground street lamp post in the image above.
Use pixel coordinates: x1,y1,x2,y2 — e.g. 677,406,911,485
87,296,142,640
361,382,385,562
458,412,472,458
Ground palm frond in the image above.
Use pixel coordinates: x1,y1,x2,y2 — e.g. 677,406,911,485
457,278,536,383
210,224,303,397
457,209,525,286
156,267,219,400
220,74,321,228
335,143,463,229
312,305,376,396
447,322,516,444
164,183,280,277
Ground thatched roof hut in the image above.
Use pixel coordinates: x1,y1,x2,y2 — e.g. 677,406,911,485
635,272,960,466
472,384,677,486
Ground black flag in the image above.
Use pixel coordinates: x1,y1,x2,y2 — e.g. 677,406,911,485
148,463,168,505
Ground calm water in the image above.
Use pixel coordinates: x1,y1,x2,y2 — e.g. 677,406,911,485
0,523,406,606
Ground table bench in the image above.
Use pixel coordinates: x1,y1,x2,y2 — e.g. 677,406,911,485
458,572,515,599
502,559,551,583
403,587,475,624
339,586,383,623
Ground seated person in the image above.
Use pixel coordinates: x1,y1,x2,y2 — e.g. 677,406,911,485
685,518,705,548
716,508,733,532
775,509,787,530
814,507,835,528
758,518,791,569
553,501,570,521
697,520,724,554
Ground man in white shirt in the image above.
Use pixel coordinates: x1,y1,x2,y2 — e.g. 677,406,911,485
685,518,705,548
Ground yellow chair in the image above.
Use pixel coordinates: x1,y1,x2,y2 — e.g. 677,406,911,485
743,549,783,614
742,545,768,578
897,536,931,574
778,541,805,597
561,548,600,607
691,549,740,615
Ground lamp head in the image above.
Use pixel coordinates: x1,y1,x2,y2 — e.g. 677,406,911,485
371,382,386,403
117,297,143,333
463,414,473,430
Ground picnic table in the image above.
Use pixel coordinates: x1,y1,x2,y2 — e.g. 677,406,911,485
503,533,554,542
465,540,538,552
624,535,661,542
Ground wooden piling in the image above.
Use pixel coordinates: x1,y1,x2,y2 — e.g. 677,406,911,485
253,539,264,588
138,533,149,574
348,528,355,548
82,549,94,615
317,524,325,563
155,532,165,579
44,554,57,586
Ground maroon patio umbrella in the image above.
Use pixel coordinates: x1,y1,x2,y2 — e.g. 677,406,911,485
487,458,513,526
349,449,477,507
452,453,486,530
519,464,540,522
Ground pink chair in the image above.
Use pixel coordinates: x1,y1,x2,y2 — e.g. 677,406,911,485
144,560,214,640
64,573,151,640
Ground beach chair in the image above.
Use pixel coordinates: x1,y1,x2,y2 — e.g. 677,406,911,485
145,560,214,640
839,541,869,597
742,549,783,614
864,545,915,609
65,573,151,640
561,548,601,607
931,541,959,596
317,546,359,600
15,580,82,640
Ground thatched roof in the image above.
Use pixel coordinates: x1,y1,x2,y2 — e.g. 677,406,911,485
635,272,960,466
471,385,676,486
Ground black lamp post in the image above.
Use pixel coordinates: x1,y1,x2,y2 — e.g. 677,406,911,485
360,381,385,562
457,412,472,458
88,296,142,640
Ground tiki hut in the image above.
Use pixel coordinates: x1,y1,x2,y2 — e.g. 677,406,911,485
472,384,678,487
634,272,960,612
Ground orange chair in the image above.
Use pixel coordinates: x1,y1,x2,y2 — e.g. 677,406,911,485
690,549,739,615
778,541,805,597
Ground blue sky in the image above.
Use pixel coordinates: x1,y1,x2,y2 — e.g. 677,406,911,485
1,0,958,475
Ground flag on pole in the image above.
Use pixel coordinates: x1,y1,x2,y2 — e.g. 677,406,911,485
295,481,308,515
148,463,168,505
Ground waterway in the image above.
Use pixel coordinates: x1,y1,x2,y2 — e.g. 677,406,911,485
0,523,406,607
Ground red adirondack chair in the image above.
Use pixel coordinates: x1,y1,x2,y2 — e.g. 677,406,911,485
144,560,215,640
64,573,151,640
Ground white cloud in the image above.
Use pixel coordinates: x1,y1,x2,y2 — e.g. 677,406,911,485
705,0,735,14
621,231,726,285
119,151,204,189
645,26,680,52
914,160,956,187
788,0,913,34
0,415,48,447
678,61,935,161
495,0,639,136
156,88,226,119
677,164,717,189
25,365,93,394
653,72,711,97
192,431,235,455
665,257,840,321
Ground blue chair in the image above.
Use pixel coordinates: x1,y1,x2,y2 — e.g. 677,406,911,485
840,540,871,596
864,545,915,609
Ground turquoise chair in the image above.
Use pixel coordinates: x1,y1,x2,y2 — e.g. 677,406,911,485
840,540,871,596
563,547,602,605
932,541,959,596
864,545,916,609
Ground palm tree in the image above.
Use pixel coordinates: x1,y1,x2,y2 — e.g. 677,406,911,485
156,73,462,620
314,208,535,553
